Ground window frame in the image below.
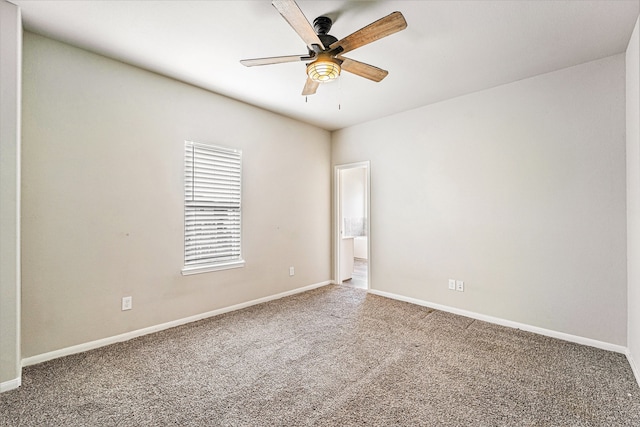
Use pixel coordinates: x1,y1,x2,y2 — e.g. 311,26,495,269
182,141,245,275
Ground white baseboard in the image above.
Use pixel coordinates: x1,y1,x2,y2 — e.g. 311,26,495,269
22,280,332,367
368,289,627,355
627,349,640,388
0,376,21,393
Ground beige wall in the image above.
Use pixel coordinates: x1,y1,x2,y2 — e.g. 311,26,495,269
0,0,22,390
21,33,331,358
627,16,640,380
333,54,627,345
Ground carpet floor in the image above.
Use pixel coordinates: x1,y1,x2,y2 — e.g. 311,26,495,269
1,285,639,426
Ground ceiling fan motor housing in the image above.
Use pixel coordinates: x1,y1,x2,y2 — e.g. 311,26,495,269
313,16,332,35
313,16,338,52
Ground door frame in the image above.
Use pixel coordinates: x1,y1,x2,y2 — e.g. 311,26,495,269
334,161,371,288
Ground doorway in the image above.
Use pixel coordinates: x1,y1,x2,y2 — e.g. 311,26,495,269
334,162,370,289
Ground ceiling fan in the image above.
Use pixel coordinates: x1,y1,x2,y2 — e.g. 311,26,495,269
240,0,407,96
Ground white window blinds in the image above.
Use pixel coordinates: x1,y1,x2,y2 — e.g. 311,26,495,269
183,141,244,274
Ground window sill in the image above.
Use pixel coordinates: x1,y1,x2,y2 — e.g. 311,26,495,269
182,259,245,276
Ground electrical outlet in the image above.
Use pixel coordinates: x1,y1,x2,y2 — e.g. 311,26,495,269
456,280,464,292
289,266,295,276
448,279,456,290
122,296,132,311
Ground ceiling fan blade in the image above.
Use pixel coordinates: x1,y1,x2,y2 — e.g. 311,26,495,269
339,57,389,82
329,11,407,55
302,77,319,96
272,0,325,51
240,54,311,67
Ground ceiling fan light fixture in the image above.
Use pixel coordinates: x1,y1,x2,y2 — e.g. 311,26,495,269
307,57,341,83
240,2,408,95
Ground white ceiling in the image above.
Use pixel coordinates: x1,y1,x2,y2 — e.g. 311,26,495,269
11,0,640,131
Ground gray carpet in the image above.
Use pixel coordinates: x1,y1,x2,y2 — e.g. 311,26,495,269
1,285,640,426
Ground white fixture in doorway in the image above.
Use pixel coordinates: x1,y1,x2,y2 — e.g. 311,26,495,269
334,161,370,289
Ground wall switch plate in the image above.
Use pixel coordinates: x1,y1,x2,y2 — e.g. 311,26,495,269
448,279,456,290
456,280,464,292
122,296,132,311
289,267,295,276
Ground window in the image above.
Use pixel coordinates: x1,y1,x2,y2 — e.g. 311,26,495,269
182,141,244,275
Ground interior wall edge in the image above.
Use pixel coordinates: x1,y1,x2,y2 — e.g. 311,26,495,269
626,349,640,389
626,14,640,390
0,0,22,389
